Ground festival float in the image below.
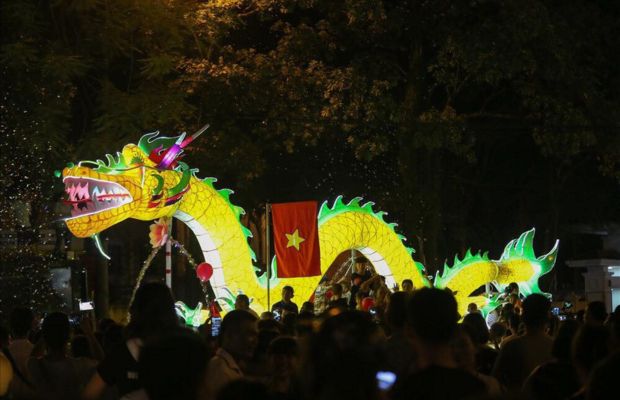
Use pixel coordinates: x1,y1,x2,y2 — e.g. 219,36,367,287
60,127,559,321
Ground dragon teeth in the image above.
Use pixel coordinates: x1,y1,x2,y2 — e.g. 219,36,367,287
64,176,132,218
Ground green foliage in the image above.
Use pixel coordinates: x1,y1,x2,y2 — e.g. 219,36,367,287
2,0,619,275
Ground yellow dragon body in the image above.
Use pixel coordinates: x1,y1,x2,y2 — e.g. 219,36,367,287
62,129,558,315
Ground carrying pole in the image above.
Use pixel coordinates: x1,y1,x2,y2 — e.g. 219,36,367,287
165,239,172,288
165,219,173,289
265,203,271,310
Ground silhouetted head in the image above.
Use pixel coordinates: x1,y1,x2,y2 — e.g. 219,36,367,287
522,294,550,331
386,291,409,331
354,258,369,274
220,309,258,361
585,301,607,325
42,312,70,352
551,319,580,362
235,294,250,310
451,326,476,371
300,301,314,315
268,336,299,376
282,286,294,302
259,311,274,321
127,282,178,339
508,282,519,294
257,318,282,334
462,312,490,345
407,288,459,345
401,279,414,292
102,323,124,353
253,329,279,363
331,283,343,297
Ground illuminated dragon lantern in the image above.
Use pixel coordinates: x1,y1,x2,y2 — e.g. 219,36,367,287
62,127,559,315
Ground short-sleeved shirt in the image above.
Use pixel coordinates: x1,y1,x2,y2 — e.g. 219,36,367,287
272,301,298,314
492,332,553,390
7,339,35,399
204,348,243,400
97,339,142,397
28,356,95,400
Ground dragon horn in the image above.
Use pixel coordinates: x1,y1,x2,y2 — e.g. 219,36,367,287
515,228,536,258
156,125,206,169
180,124,209,148
537,239,560,275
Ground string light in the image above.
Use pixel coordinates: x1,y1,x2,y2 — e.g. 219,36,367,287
128,236,211,314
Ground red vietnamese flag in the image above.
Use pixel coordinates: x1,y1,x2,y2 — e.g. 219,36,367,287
271,201,321,278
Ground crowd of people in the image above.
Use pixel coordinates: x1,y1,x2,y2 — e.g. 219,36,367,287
0,260,619,400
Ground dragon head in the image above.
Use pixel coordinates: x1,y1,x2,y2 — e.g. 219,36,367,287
62,126,207,238
496,228,560,296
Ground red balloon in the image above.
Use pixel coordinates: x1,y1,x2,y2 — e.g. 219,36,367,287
196,262,213,282
361,297,375,311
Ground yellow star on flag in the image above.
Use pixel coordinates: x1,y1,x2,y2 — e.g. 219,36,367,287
285,229,305,251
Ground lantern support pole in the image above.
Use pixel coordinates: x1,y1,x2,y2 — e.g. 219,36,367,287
266,203,271,311
165,239,172,288
165,219,172,289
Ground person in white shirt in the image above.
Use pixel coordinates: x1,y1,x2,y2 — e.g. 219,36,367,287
27,313,95,400
204,310,258,400
6,307,36,400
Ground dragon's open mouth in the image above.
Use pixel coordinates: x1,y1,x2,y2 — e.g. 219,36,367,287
63,176,132,219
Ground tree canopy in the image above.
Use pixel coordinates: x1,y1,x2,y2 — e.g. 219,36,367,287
2,0,620,274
